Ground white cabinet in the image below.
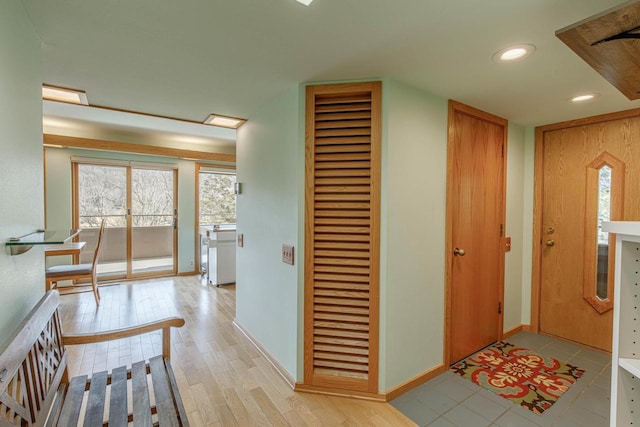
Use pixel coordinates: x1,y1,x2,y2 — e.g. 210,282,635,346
603,221,640,426
199,225,236,286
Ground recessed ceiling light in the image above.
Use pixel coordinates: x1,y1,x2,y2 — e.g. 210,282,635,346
493,44,536,63
42,85,89,105
296,0,313,5
570,93,599,103
203,114,247,129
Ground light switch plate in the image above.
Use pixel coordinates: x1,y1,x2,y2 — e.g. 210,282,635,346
282,244,294,265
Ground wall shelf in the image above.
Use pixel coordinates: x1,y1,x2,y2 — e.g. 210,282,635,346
5,229,79,255
603,221,640,426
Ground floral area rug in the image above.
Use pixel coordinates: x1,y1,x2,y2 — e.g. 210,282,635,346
450,341,584,415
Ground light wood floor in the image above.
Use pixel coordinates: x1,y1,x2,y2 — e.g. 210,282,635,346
58,276,416,426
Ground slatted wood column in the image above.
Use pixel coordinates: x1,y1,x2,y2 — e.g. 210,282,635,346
303,81,381,396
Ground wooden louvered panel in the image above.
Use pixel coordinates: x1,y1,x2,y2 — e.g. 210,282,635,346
315,136,371,146
315,152,371,162
314,327,369,339
314,336,369,347
315,257,370,266
315,295,369,307
315,103,372,113
314,250,369,259
315,177,371,185
315,352,369,365
315,265,369,280
314,234,370,243
315,145,371,155
314,187,370,195
314,273,369,283
314,225,369,233
315,360,368,372
314,162,371,171
314,344,369,356
314,312,369,324
316,111,371,121
315,289,370,298
315,128,372,138
315,305,370,315
314,282,370,292
315,221,371,229
315,195,370,204
304,82,380,396
314,213,370,220
315,120,372,129
314,241,370,249
315,93,372,104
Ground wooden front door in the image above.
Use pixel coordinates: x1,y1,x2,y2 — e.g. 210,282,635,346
446,101,507,364
537,111,640,352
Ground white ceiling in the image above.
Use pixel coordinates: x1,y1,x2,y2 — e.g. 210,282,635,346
21,0,640,137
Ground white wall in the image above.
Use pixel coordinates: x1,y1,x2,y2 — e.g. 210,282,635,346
504,123,526,332
0,1,44,345
380,81,529,390
521,127,536,325
235,86,301,378
233,79,530,391
380,80,448,390
44,148,199,273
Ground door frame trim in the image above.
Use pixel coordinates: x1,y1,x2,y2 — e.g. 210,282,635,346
530,107,640,333
444,100,508,366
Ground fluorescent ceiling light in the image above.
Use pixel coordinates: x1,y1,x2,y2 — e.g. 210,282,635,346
570,93,599,103
296,0,314,5
203,114,246,129
493,44,536,63
42,85,89,105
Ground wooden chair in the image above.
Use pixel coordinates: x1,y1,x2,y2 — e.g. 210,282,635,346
46,220,106,305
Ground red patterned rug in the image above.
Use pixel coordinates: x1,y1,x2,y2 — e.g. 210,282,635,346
450,341,585,415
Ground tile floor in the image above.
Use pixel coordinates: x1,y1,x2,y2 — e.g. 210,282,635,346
390,332,611,426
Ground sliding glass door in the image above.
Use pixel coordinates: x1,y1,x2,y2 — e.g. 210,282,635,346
75,162,177,280
131,168,176,274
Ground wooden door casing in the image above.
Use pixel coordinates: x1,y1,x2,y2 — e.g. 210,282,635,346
445,101,507,365
534,109,640,352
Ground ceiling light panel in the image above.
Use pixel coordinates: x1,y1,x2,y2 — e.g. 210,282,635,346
203,114,247,129
42,85,89,105
296,0,314,5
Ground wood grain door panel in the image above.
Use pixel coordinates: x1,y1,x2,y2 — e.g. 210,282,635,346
539,114,640,352
446,101,507,364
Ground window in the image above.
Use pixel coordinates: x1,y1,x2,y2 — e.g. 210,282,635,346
199,169,236,225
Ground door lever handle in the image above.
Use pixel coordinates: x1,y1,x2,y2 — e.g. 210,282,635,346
453,248,465,256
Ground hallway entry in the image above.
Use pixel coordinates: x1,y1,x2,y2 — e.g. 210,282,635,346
534,109,640,352
445,101,508,364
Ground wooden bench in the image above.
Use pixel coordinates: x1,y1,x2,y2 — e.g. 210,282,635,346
0,290,189,426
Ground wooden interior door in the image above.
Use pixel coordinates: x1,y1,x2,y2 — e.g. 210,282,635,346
537,111,640,352
303,81,381,396
446,101,507,364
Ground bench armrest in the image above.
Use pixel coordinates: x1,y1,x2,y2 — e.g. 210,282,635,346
62,317,185,359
